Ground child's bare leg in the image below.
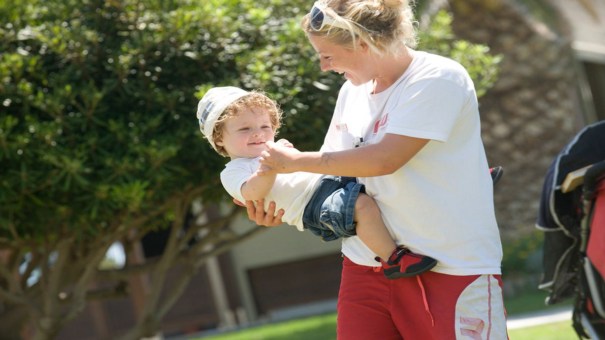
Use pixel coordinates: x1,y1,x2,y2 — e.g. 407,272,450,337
354,193,397,261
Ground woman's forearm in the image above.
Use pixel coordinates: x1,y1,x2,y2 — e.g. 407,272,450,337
293,149,395,177
293,134,429,177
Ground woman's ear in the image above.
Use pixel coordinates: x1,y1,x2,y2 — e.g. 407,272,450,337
359,40,369,52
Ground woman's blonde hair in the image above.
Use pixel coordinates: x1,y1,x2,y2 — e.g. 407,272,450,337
212,91,283,157
302,0,417,56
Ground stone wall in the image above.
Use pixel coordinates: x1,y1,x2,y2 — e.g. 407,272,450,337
448,0,584,237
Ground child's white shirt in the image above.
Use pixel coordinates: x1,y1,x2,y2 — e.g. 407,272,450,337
221,157,322,230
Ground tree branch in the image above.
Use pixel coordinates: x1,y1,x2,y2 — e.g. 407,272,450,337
39,238,73,330
62,237,114,323
0,284,28,305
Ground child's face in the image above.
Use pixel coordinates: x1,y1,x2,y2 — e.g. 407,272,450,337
216,107,276,159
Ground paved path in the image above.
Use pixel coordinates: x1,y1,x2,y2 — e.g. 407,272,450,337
507,307,572,330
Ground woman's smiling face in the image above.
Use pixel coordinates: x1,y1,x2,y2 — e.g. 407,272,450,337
308,34,375,86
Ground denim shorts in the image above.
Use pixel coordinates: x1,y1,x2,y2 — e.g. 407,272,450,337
302,176,365,242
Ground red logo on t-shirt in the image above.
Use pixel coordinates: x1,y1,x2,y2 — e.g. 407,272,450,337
373,114,389,134
459,317,485,339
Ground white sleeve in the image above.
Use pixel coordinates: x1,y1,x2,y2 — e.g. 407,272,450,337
387,77,472,142
220,159,258,202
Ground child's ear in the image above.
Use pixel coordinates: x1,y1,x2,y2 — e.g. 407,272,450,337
215,140,224,147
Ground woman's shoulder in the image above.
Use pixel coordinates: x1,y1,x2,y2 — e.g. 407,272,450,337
413,51,466,72
408,51,471,85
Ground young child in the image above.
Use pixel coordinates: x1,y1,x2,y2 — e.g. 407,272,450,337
196,86,437,279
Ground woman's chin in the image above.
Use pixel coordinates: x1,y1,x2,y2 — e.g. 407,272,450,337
345,75,363,86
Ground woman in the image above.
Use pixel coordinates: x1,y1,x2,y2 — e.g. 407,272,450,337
247,0,507,338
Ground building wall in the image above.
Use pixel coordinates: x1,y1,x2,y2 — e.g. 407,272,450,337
228,215,342,322
57,266,219,340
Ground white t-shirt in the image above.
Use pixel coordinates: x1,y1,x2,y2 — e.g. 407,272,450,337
221,157,322,230
322,51,503,275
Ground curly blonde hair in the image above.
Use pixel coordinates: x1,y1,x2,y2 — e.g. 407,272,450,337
302,0,417,56
212,91,283,157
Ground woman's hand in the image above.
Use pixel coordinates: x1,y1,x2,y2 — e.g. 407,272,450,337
233,198,284,227
259,141,301,174
275,138,294,148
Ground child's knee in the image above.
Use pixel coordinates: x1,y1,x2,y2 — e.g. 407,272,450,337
355,193,378,216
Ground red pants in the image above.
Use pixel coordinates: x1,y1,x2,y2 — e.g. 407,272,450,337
337,257,508,339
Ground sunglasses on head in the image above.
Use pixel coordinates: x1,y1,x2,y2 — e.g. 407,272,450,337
309,1,349,31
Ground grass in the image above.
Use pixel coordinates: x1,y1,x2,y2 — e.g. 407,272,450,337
199,314,337,340
197,319,579,340
504,289,572,315
197,289,575,340
508,321,577,339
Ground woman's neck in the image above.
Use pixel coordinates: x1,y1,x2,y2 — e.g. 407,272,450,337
372,48,414,94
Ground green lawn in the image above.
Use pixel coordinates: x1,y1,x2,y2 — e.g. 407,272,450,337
200,313,337,340
508,321,576,340
504,289,572,315
199,317,578,340
197,289,575,340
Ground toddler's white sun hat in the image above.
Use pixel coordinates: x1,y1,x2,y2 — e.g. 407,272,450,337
196,86,249,149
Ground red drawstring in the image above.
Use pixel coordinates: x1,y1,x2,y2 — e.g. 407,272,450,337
372,262,434,327
416,275,434,327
